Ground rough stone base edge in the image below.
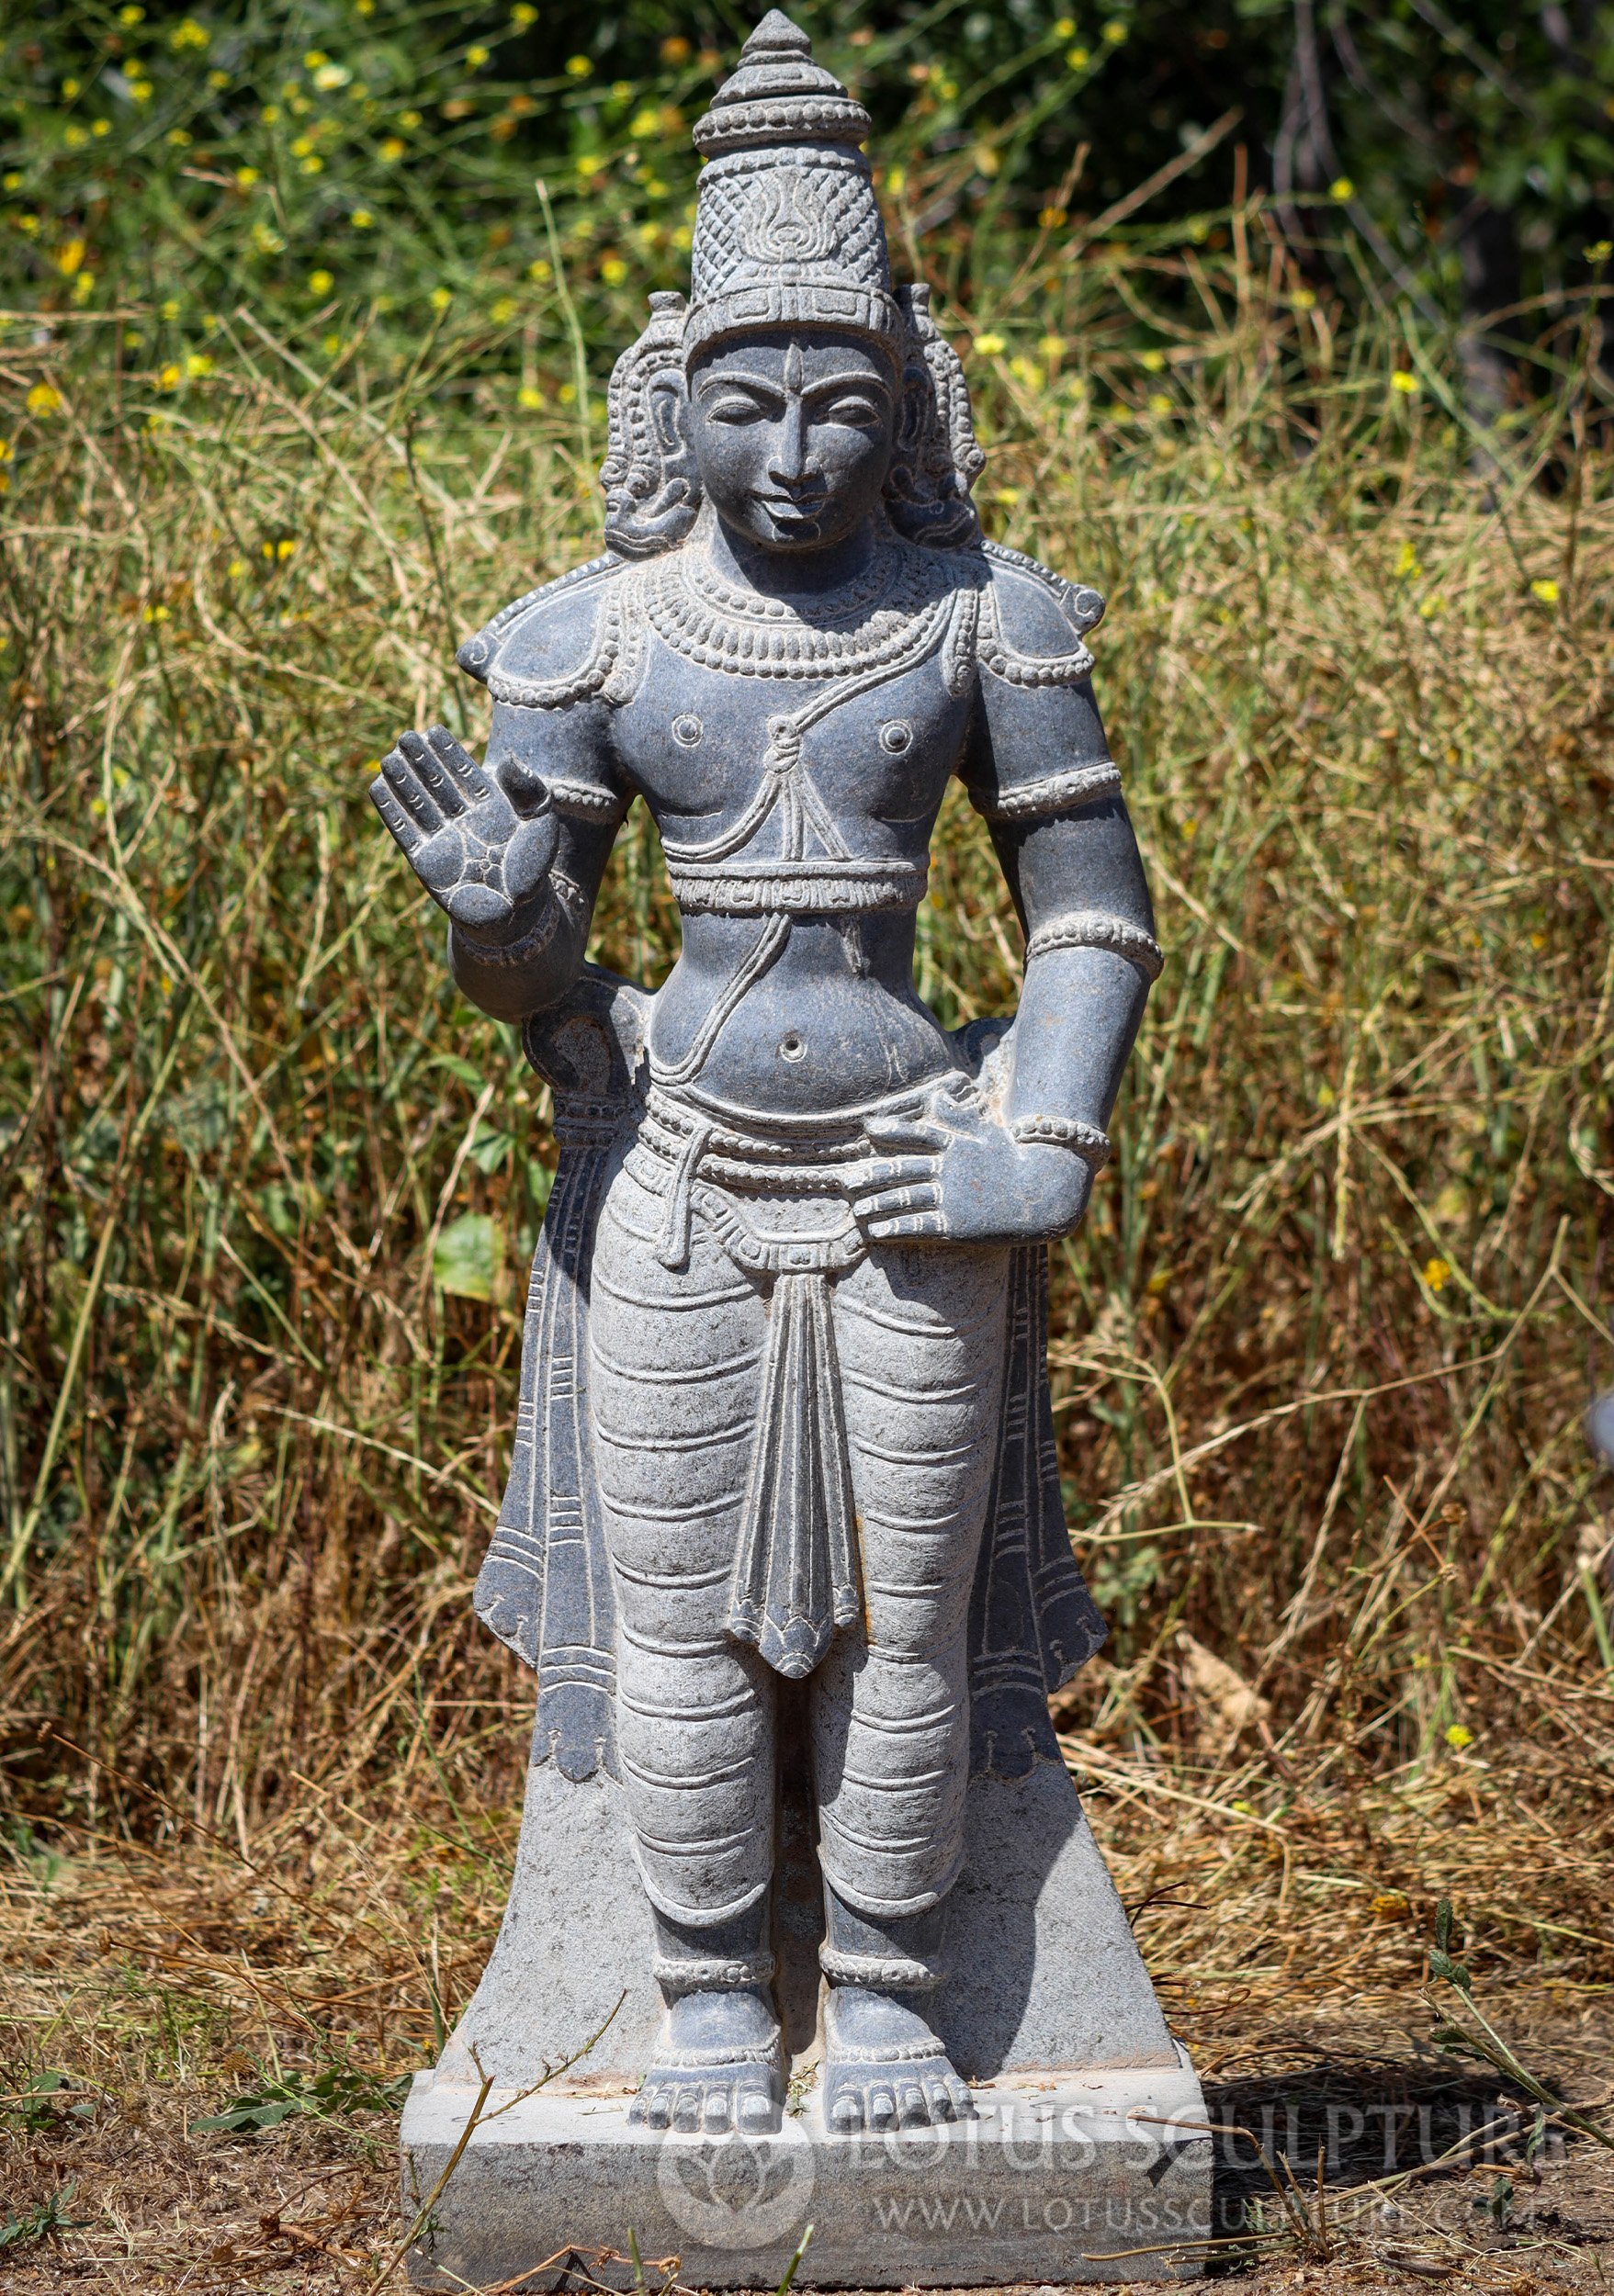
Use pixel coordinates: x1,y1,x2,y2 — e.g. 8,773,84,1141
400,2045,1213,2289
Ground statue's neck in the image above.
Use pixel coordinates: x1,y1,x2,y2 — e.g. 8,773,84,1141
702,509,884,600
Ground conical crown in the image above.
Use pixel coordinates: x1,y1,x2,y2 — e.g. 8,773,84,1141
684,12,900,364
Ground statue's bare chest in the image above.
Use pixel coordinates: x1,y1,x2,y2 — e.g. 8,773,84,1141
612,638,974,844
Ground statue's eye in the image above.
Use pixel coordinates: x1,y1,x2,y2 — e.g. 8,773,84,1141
819,393,883,427
705,391,773,424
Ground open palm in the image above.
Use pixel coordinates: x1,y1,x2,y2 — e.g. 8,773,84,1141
369,725,558,935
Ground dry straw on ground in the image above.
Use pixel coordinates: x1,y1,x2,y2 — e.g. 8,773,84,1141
2,224,1612,2287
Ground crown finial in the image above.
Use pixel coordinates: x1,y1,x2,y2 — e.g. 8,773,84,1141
692,8,871,156
740,10,812,61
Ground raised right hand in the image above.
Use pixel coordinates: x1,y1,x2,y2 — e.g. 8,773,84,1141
369,725,559,936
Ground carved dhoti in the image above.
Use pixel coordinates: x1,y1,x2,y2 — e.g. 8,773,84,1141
587,1091,1008,1930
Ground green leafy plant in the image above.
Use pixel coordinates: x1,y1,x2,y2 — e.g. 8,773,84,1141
0,2182,86,2251
192,2059,412,2134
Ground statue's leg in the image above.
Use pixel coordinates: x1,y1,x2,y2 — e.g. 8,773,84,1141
588,1164,784,2134
811,1239,1010,2133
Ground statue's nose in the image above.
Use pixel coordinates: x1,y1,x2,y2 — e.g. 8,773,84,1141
767,396,811,486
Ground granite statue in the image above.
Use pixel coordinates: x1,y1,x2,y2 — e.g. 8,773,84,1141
377,15,1206,2282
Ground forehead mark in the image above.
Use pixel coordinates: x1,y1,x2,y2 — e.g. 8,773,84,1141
783,339,805,392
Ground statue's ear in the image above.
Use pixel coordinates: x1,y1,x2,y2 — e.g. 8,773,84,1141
649,368,690,456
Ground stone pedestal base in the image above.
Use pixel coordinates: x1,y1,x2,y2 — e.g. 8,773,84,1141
401,2054,1211,2288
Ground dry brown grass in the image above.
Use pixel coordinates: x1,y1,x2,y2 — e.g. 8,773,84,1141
3,222,1613,2285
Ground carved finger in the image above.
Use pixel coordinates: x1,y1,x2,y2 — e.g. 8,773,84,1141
503,811,561,909
368,772,423,856
852,1183,941,1221
396,727,468,818
380,745,445,835
841,1154,937,1197
863,1112,950,1156
866,1211,949,1241
423,723,494,805
496,754,550,817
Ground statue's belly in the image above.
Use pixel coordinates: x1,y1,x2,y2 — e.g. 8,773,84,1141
649,913,957,1114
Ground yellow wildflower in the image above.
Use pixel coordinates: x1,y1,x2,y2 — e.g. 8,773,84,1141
565,54,592,77
1423,1256,1451,1293
185,352,213,377
227,557,247,579
527,258,551,282
399,109,422,129
512,4,537,23
467,45,491,68
1329,176,1354,201
62,77,81,97
158,362,182,390
235,165,259,187
303,49,329,68
379,137,406,162
93,118,110,136
351,208,373,228
300,154,324,174
1391,369,1417,394
429,286,452,310
308,268,334,294
55,239,86,276
1067,45,1090,67
119,4,145,21
1038,333,1067,359
130,80,153,104
1529,578,1560,605
491,296,517,323
975,331,1006,355
600,254,627,286
1140,347,1166,372
1444,1724,1473,1750
142,602,170,623
629,108,662,140
313,63,351,92
517,384,544,410
27,382,63,417
170,17,209,49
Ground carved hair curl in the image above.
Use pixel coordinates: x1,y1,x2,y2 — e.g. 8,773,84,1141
600,284,984,559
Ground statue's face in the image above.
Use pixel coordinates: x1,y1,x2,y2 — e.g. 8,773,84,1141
685,329,897,553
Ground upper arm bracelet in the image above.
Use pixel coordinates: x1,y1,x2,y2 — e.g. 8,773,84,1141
1024,909,1164,982
974,760,1122,822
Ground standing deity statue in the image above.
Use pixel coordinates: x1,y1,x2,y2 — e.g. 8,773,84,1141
380,19,1198,2268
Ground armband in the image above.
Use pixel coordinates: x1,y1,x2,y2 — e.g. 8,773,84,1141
1024,909,1163,981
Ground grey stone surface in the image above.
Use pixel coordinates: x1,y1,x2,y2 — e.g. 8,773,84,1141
401,2058,1213,2289
440,1753,1176,2094
370,1,1197,2257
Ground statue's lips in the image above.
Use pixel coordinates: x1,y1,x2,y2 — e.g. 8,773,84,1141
751,491,826,522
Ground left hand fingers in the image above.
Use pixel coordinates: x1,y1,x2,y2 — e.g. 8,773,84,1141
853,1182,941,1221
863,1113,951,1156
840,1154,936,1198
865,1210,949,1241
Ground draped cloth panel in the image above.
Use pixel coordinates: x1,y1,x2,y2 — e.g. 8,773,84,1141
471,970,1107,1787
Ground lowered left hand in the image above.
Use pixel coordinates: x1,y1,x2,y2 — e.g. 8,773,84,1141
841,1095,1094,1244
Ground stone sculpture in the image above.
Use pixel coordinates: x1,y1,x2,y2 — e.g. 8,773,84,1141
378,14,1209,2283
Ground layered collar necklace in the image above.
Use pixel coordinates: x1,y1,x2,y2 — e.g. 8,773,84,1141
641,512,957,679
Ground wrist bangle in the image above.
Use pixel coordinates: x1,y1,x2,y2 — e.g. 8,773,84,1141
1010,1114,1112,1167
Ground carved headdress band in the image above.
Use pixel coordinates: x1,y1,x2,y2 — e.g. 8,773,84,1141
683,10,903,366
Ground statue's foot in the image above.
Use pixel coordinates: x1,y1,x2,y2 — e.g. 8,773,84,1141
628,1985,783,2135
821,1984,975,2134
